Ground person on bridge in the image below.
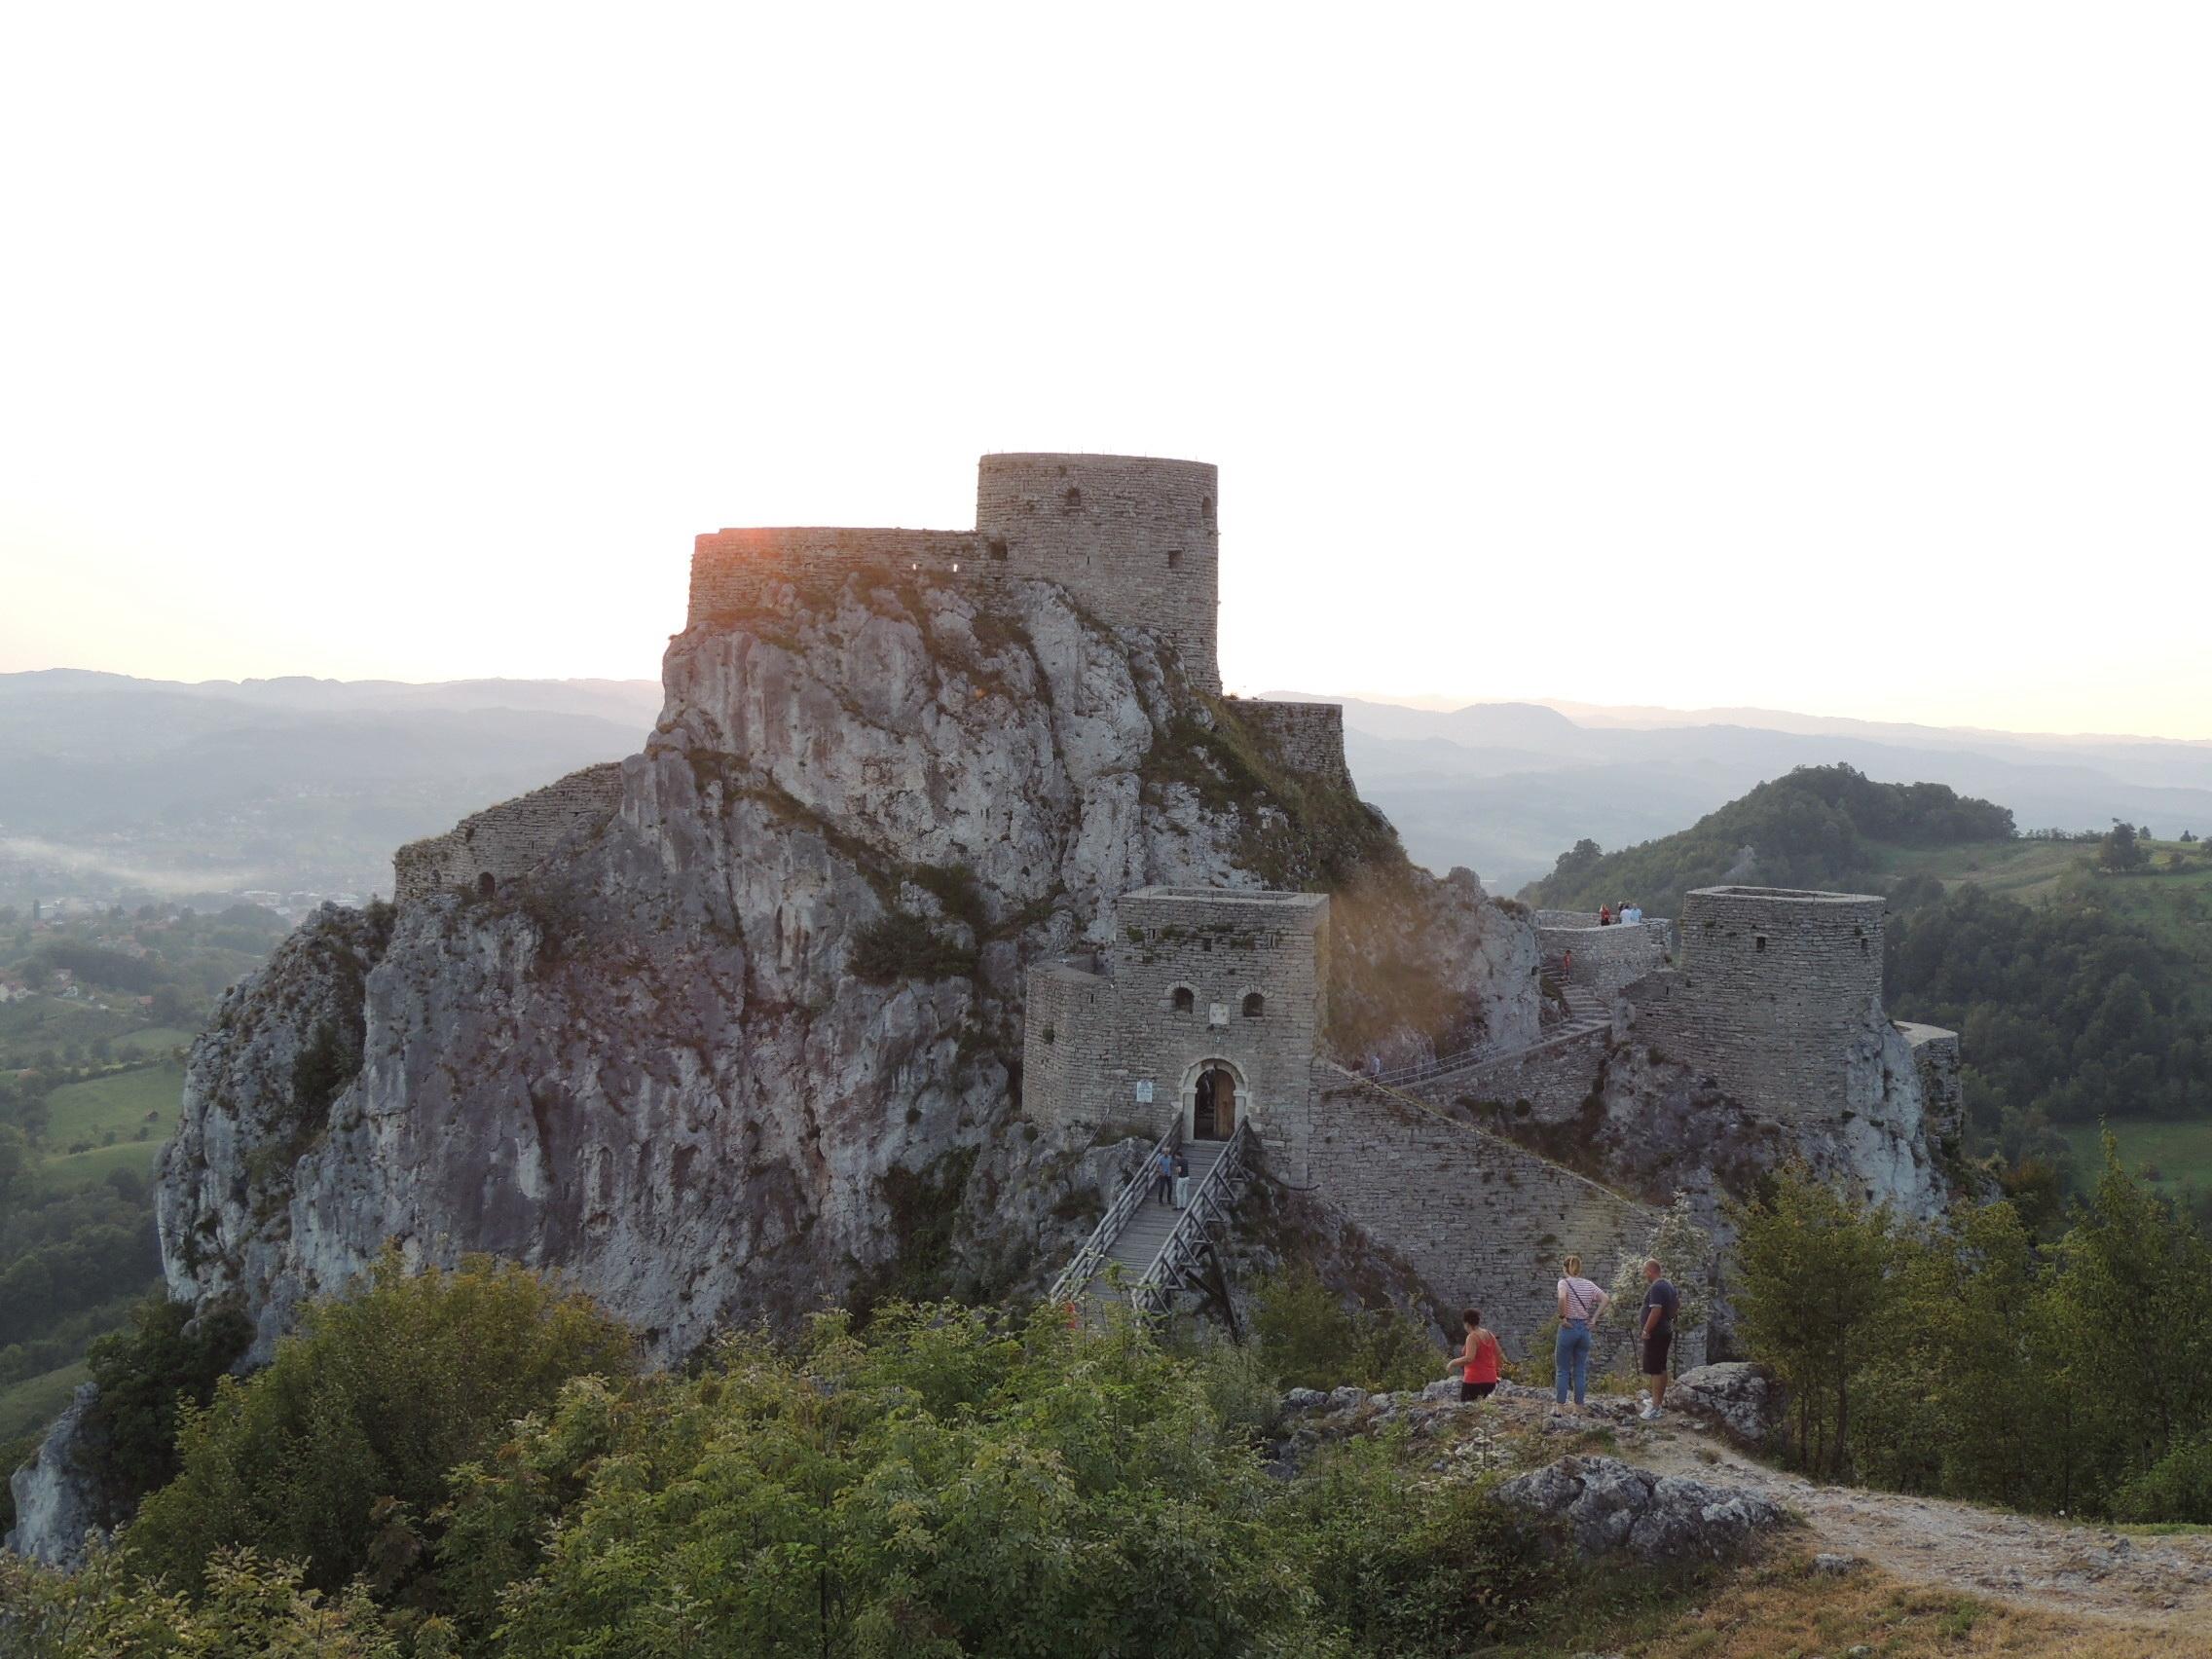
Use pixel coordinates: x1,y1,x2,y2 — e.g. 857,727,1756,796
1457,1309,1501,1403
1554,1254,1609,1410
1154,1146,1175,1206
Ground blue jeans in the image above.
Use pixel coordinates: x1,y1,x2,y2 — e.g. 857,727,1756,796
1555,1320,1592,1406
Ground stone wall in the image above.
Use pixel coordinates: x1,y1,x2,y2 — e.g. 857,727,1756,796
1899,1021,1964,1145
1411,1025,1611,1121
687,527,982,622
1622,886,1887,1121
1535,919,1673,998
687,454,1222,692
1298,1063,1668,1363
976,454,1219,692
393,763,625,903
1239,699,1350,784
1020,888,1327,1149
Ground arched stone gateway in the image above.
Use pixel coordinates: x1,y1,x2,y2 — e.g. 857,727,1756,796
1181,1056,1248,1142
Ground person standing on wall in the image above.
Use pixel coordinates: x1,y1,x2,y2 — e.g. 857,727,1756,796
1554,1254,1608,1411
1457,1309,1501,1403
1638,1257,1678,1420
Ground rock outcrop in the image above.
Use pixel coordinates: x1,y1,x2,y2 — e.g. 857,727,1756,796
4,1383,111,1568
1494,1454,1785,1563
1667,1362,1788,1453
155,572,1534,1363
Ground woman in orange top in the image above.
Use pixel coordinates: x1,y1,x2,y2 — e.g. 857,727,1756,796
1458,1308,1500,1402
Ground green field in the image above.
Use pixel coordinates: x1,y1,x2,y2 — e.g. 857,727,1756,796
2064,1118,2212,1198
0,1361,91,1443
45,1061,185,1150
1865,836,2094,903
115,1025,196,1057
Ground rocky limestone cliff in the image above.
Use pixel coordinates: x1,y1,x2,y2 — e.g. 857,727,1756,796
155,571,1538,1362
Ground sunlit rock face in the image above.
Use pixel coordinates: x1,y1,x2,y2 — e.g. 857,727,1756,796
157,574,1537,1361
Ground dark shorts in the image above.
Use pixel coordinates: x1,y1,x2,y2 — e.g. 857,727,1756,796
1459,1381,1495,1402
1641,1328,1673,1376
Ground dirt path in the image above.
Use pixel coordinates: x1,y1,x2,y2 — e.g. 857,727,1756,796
1480,1383,2212,1632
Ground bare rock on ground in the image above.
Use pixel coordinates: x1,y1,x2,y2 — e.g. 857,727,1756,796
1668,1361,1788,1451
1494,1454,1784,1564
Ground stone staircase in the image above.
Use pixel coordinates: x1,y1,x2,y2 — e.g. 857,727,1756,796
1078,1138,1231,1306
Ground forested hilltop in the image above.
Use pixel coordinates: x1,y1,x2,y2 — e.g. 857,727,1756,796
1520,764,2015,916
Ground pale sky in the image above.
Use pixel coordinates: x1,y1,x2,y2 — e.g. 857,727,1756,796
3,4,2207,738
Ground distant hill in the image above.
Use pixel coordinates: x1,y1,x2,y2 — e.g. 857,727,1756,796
0,672,661,907
1259,691,2212,891
1517,765,2015,915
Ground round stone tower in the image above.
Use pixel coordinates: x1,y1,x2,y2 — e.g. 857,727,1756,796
975,453,1220,691
1668,885,1889,1119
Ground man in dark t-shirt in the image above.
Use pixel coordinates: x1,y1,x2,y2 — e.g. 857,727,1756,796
1639,1258,1679,1420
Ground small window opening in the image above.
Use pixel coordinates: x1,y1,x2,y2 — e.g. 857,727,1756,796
1063,486,1083,511
476,871,497,898
1166,549,1183,570
1172,986,1195,1014
1861,938,1869,954
950,562,960,572
1199,938,1212,952
986,536,1009,562
1199,496,1213,521
1754,935,1767,953
1242,992,1265,1018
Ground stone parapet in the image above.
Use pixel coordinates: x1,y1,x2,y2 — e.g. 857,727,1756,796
685,454,1222,691
1239,699,1351,784
393,762,625,903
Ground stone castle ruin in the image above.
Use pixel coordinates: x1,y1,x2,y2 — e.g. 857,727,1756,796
394,454,1345,902
386,451,1960,1355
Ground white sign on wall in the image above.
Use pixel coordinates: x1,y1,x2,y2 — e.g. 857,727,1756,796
1208,1002,1229,1028
1135,1080,1154,1104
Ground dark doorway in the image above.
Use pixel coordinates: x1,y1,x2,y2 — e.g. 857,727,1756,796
476,871,497,898
1193,1066,1237,1140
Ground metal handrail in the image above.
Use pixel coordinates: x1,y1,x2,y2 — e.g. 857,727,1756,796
1048,1118,1181,1306
1129,1118,1251,1316
1366,1036,1512,1088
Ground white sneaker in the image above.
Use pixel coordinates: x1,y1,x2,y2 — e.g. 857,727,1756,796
1639,1407,1663,1421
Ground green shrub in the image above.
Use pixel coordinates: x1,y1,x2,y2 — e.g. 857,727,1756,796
2113,1434,2212,1523
123,1251,635,1597
84,1294,253,1510
1251,1265,1443,1393
849,909,977,982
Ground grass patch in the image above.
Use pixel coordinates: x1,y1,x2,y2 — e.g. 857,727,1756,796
42,1062,184,1155
0,1360,91,1443
1493,1550,2188,1658
36,1137,165,1194
2061,1116,2212,1196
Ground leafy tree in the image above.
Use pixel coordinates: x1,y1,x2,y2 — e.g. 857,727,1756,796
2099,820,2147,871
84,1295,254,1509
123,1252,636,1597
0,1544,409,1658
1727,1167,1895,1476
